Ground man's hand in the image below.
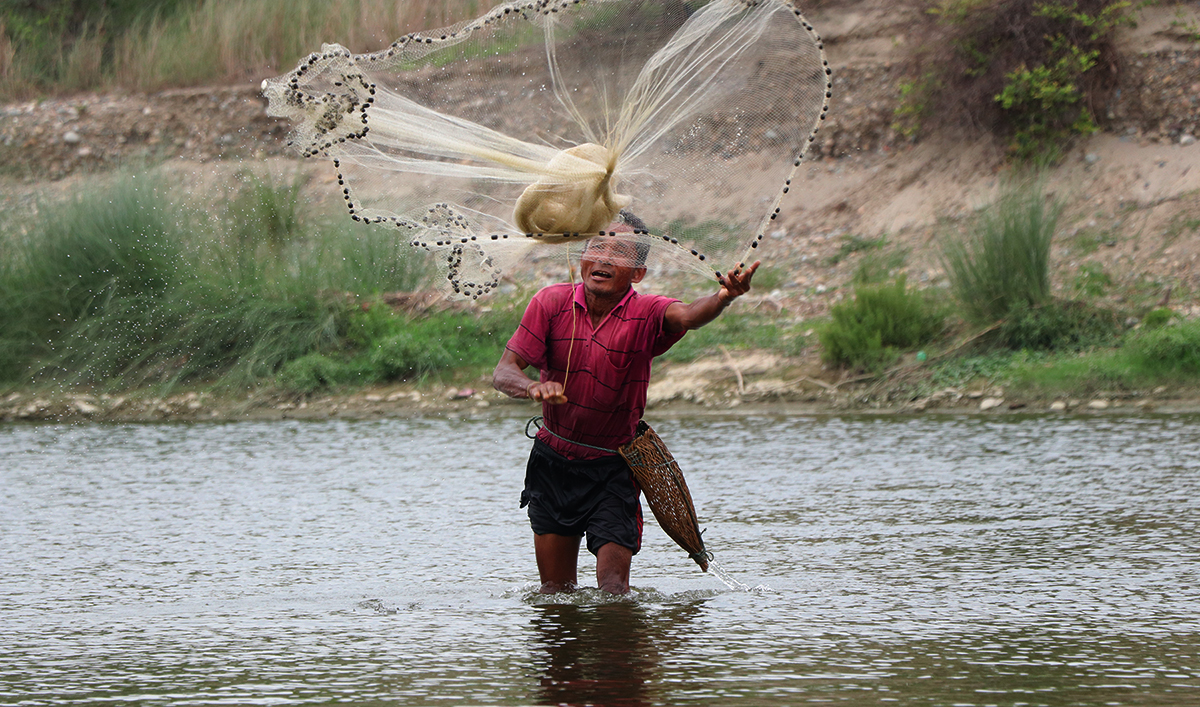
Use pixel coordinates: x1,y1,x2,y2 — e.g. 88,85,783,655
717,260,760,303
494,349,569,404
528,381,568,405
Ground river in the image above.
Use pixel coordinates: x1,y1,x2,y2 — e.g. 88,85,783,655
2,412,1198,706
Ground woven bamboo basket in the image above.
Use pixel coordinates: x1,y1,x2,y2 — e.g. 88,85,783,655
618,421,709,571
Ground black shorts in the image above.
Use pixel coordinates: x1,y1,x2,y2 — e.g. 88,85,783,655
521,438,643,556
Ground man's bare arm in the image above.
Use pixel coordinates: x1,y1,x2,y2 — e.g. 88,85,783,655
493,349,568,404
663,261,760,334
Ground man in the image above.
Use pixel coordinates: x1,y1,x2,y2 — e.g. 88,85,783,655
492,213,758,594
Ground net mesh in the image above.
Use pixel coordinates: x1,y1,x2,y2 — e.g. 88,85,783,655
262,0,831,299
618,421,709,572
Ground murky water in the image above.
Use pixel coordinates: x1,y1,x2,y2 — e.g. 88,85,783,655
2,413,1198,706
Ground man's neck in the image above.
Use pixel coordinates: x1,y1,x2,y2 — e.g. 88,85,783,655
583,286,631,327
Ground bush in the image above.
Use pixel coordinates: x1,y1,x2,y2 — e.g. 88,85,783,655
819,275,944,370
898,0,1133,161
997,299,1120,351
1124,319,1200,375
943,182,1058,324
1140,307,1176,330
279,353,375,393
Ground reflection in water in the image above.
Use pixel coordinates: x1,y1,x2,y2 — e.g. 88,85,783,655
529,600,705,707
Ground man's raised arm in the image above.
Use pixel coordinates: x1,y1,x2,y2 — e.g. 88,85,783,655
663,261,760,334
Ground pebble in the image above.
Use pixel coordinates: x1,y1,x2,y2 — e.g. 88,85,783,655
1181,133,1197,146
1088,400,1110,410
1050,401,1068,412
980,397,1004,411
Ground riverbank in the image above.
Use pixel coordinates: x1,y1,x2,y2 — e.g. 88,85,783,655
5,348,1199,423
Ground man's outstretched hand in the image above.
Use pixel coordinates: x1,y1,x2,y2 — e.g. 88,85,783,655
717,260,760,303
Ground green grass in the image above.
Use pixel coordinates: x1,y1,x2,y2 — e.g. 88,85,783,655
0,169,435,392
279,304,524,393
926,318,1200,398
661,314,810,364
0,0,483,99
826,234,888,266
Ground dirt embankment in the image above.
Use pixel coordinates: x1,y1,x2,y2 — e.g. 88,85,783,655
4,2,1200,422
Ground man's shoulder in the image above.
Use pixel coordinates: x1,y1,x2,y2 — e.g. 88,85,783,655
532,282,575,301
623,289,680,314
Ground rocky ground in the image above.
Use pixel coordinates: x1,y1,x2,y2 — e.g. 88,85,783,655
3,1,1200,422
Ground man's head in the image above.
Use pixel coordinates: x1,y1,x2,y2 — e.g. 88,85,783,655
579,212,650,299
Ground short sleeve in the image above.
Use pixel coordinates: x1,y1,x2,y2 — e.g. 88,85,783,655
506,288,554,369
645,295,685,357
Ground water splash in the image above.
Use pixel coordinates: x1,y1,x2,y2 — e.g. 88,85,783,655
709,559,772,594
518,585,722,606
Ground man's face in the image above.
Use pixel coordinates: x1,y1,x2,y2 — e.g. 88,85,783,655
580,232,645,298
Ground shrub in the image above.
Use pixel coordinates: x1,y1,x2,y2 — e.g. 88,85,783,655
1141,307,1176,330
897,0,1133,161
943,183,1058,324
279,353,375,393
369,332,457,380
819,275,945,370
997,299,1120,351
1124,319,1200,375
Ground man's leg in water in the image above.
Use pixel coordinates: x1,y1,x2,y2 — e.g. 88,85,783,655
534,533,581,593
596,542,633,594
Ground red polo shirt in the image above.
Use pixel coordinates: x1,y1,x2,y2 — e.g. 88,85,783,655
507,283,684,460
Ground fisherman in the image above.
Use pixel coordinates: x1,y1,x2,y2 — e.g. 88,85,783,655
492,212,758,594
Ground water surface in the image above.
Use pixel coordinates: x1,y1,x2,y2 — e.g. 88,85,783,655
2,413,1198,705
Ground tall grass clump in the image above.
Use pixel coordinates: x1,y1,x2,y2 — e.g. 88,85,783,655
943,183,1058,324
0,170,437,391
819,275,945,371
0,175,181,372
1,0,483,99
944,182,1124,351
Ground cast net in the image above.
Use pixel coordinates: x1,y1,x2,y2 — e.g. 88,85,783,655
262,0,831,299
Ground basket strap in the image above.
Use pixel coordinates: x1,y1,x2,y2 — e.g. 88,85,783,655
524,416,619,454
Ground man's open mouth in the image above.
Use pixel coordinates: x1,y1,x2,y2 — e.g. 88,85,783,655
591,268,613,279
